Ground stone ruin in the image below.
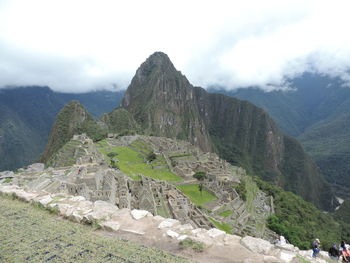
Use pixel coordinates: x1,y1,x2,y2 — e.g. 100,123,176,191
10,134,275,240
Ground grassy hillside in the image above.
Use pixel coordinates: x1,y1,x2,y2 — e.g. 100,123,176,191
0,195,191,263
255,177,346,249
40,101,106,164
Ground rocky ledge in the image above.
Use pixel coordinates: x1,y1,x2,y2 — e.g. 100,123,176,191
0,183,331,263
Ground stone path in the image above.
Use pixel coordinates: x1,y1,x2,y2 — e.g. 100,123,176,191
0,183,333,263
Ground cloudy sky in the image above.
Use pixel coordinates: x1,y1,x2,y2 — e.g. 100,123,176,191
0,0,350,92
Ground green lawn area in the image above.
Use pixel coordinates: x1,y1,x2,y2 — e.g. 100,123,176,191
218,210,233,218
209,217,233,234
97,140,182,182
0,195,191,263
176,184,217,207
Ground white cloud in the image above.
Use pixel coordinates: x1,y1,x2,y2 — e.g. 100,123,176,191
0,0,350,92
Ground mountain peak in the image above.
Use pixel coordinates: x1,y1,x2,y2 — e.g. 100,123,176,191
135,51,177,78
145,51,172,66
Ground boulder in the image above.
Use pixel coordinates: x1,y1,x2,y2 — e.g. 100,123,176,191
70,211,84,223
276,244,298,252
38,195,53,206
166,230,179,238
57,203,73,215
16,191,40,202
131,209,150,220
101,221,120,232
207,228,226,238
175,223,193,232
84,201,119,222
178,235,188,241
240,236,274,255
158,218,180,229
276,250,296,263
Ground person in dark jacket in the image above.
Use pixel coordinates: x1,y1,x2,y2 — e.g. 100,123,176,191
329,244,340,261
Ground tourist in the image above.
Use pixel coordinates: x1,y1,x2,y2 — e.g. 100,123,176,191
312,238,321,258
276,236,287,246
329,244,340,261
341,244,350,262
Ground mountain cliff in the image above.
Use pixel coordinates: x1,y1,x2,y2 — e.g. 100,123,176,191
120,52,335,210
213,73,350,198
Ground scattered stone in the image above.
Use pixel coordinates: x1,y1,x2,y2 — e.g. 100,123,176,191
131,209,150,220
70,196,86,201
38,195,53,206
101,221,120,232
166,230,180,238
207,228,226,238
177,235,188,241
175,223,193,232
240,236,273,255
158,218,179,229
277,250,296,263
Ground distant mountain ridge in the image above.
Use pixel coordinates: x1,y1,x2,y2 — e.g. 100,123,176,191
0,86,123,171
212,74,350,197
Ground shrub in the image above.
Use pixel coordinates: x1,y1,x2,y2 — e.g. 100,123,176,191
193,171,207,181
179,238,205,252
146,152,157,162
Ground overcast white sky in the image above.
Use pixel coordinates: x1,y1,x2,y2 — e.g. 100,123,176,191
0,0,350,92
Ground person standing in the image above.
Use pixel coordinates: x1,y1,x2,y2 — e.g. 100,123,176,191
312,238,321,258
329,244,340,261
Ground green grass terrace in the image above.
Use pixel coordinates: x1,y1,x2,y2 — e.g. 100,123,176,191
176,184,217,207
96,139,182,182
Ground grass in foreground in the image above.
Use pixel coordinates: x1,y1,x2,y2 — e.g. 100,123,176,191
176,184,217,207
97,140,182,182
0,195,192,263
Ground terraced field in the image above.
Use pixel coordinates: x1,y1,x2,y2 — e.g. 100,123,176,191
0,195,192,263
96,139,182,182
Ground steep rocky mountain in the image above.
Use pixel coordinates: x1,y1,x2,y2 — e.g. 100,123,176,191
212,74,350,197
0,86,123,172
120,52,335,211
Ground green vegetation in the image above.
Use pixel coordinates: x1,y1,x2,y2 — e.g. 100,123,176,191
41,101,106,164
255,177,343,250
209,217,233,234
179,238,205,252
176,184,217,207
97,139,182,182
146,151,157,162
0,195,191,263
218,210,233,218
193,171,207,181
102,108,141,134
3,178,12,183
